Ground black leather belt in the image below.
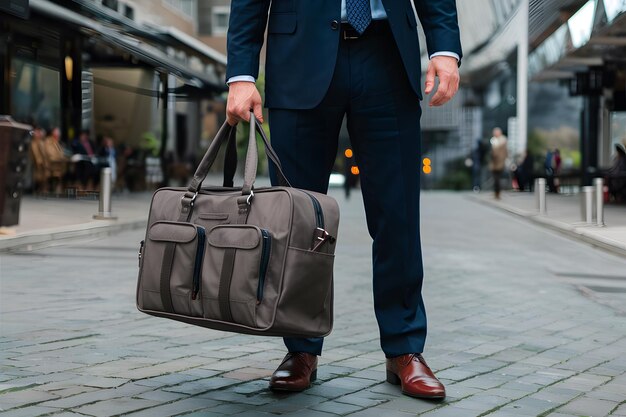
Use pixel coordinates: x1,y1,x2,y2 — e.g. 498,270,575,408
340,20,390,40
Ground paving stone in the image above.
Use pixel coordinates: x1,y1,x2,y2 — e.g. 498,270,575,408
557,396,618,416
334,392,389,408
164,377,240,395
123,397,220,417
420,405,481,417
281,410,339,417
377,396,440,413
187,402,250,415
72,397,159,417
612,403,626,416
0,406,60,417
0,388,57,410
312,400,364,415
344,407,418,417
494,397,560,416
134,389,187,402
448,394,510,413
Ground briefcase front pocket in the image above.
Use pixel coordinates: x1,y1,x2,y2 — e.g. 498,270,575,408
201,224,272,328
140,221,205,317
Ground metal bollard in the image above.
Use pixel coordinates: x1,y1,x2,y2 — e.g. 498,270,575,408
581,186,594,224
536,178,547,214
534,178,539,208
595,177,605,226
93,167,117,220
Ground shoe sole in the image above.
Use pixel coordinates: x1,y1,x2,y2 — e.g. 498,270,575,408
386,370,445,400
269,369,317,392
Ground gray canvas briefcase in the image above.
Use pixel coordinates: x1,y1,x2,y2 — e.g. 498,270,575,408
136,115,339,337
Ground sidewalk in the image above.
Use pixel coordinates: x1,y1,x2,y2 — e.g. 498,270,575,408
0,192,151,252
471,191,626,258
0,174,267,252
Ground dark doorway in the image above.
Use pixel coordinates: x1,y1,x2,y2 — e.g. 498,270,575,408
176,113,187,160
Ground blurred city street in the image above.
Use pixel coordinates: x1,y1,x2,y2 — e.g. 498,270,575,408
2,189,626,417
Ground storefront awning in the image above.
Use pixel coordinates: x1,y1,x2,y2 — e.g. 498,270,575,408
29,0,226,93
457,0,590,82
529,0,626,81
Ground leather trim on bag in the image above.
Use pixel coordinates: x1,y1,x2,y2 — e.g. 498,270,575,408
160,242,176,313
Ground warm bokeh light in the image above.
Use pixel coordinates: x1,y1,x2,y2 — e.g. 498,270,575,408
351,166,360,175
423,166,432,175
344,148,354,158
423,157,432,167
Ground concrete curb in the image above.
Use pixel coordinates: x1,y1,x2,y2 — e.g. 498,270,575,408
0,217,147,252
468,195,626,259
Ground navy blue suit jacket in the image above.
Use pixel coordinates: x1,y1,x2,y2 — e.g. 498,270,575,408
226,0,462,109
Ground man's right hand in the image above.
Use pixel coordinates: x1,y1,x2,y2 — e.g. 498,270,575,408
226,81,264,126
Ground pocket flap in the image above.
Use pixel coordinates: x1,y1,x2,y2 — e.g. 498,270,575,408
149,221,198,243
268,12,297,34
208,225,260,249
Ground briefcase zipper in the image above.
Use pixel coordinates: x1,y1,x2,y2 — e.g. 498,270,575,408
302,191,324,229
257,229,272,303
191,226,206,300
138,240,145,268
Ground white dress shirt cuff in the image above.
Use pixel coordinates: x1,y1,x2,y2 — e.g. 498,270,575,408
430,51,460,61
227,75,256,85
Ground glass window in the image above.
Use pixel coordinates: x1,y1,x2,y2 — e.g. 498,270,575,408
568,0,596,49
102,0,119,11
163,0,196,18
211,6,230,35
603,0,626,23
122,4,135,20
610,112,626,150
10,57,61,131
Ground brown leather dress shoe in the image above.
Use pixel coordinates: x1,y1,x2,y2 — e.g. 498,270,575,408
269,352,318,392
386,354,446,400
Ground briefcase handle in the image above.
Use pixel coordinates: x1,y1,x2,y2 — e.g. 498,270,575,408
185,113,291,199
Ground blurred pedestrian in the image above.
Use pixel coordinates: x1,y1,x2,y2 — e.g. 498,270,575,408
44,127,68,195
489,127,508,199
606,143,626,202
472,138,487,192
545,148,561,193
98,136,118,184
30,126,49,194
514,150,534,192
72,130,97,190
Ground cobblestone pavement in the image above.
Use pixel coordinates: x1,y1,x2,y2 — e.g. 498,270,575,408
1,191,626,417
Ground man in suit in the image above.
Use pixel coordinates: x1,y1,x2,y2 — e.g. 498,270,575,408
226,0,462,399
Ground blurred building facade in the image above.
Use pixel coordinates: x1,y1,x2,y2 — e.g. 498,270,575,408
1,0,228,190
196,0,229,55
420,0,626,189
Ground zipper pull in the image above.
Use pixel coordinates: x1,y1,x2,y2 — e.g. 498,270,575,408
138,240,144,268
311,228,335,252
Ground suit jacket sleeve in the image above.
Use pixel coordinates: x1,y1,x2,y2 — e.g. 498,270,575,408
226,0,271,80
413,0,463,62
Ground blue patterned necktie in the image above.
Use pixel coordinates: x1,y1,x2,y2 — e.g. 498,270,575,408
346,0,372,34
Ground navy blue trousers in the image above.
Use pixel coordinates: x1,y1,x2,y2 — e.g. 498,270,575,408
268,22,426,358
